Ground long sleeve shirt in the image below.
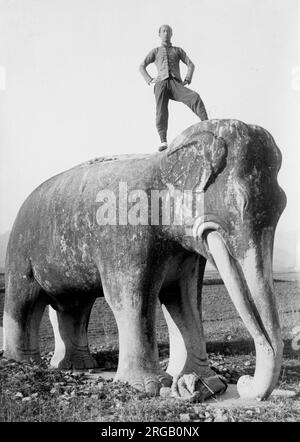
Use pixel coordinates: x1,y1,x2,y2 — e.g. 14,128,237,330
139,44,195,85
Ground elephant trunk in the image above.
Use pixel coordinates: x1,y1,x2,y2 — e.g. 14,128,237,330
206,229,283,400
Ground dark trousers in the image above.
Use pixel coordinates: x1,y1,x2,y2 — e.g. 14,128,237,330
154,77,208,142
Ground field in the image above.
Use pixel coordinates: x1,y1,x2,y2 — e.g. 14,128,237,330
0,272,300,422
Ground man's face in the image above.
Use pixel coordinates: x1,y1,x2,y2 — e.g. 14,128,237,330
159,26,172,43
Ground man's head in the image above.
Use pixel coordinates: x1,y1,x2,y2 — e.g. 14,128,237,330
158,24,173,44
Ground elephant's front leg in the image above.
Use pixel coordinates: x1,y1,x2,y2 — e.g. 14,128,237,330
160,255,226,398
100,263,171,395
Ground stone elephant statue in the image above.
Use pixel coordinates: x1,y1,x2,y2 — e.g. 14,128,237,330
3,119,286,400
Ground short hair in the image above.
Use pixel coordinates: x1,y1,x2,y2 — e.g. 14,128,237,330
158,24,173,36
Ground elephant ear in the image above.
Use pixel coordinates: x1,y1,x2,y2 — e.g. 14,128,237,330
161,130,227,191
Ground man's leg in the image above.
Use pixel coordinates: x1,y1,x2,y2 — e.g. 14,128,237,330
170,79,208,121
154,80,170,144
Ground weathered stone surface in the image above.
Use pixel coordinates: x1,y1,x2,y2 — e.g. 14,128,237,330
206,384,297,409
3,119,286,400
159,387,171,398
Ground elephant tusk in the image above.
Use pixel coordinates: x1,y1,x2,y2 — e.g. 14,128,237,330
192,218,221,240
206,230,283,400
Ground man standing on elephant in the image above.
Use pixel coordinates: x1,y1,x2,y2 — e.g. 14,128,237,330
139,24,209,151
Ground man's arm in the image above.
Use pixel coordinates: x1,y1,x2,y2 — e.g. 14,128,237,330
178,48,195,84
139,48,156,84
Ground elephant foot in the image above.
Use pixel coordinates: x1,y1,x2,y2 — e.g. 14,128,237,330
3,348,41,364
183,364,218,379
115,370,172,396
51,349,98,370
170,372,227,401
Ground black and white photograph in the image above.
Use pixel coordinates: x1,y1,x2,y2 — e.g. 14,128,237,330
0,0,299,428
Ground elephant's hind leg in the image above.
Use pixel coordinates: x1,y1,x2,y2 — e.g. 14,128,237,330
49,297,98,370
3,270,48,363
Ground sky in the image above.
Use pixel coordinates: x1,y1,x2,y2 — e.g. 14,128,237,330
0,0,299,245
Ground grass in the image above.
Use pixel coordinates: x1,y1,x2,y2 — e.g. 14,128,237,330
0,346,299,422
1,273,299,421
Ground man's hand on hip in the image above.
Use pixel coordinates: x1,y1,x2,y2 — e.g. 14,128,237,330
182,79,191,86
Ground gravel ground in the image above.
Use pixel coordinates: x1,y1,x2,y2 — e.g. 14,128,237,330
1,272,299,421
0,346,299,422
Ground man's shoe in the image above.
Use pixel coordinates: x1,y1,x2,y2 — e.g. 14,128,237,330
158,142,168,152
